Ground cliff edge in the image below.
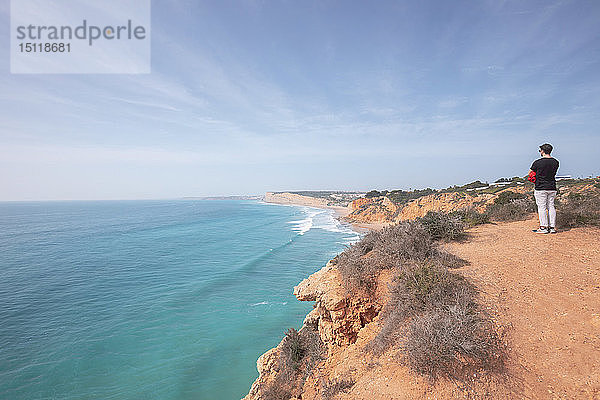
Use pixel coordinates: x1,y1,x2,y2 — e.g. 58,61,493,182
243,218,600,399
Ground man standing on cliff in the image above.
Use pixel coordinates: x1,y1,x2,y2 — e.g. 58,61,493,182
530,143,559,234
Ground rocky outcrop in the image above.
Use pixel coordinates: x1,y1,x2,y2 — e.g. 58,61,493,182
346,196,399,223
244,180,600,400
393,191,494,221
293,262,381,348
346,187,533,224
242,261,382,400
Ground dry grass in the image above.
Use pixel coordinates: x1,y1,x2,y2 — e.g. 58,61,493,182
336,220,469,296
450,208,490,228
557,193,600,229
485,192,535,222
417,211,466,241
368,262,506,380
368,262,476,354
335,212,506,383
322,376,356,399
334,216,509,382
336,221,436,296
263,326,326,399
403,303,505,380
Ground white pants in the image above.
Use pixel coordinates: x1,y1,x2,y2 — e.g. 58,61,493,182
534,190,557,228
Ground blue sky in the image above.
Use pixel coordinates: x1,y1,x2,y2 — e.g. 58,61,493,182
1,0,599,200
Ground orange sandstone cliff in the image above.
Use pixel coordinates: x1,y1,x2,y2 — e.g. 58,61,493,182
245,180,600,399
345,186,532,224
243,218,600,399
242,260,388,400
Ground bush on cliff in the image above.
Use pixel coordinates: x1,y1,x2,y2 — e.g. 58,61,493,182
450,208,490,228
368,262,476,353
485,192,535,222
336,222,433,295
368,262,506,380
336,220,468,296
282,328,304,371
263,326,326,400
556,192,600,229
322,376,355,399
403,302,505,380
417,211,466,241
332,211,505,381
492,190,527,205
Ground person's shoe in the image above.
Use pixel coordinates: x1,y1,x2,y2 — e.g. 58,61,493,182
532,227,549,234
548,227,557,234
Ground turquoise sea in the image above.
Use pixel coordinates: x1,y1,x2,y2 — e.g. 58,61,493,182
0,200,359,400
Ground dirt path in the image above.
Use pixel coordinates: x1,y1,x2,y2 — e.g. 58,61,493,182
445,217,600,399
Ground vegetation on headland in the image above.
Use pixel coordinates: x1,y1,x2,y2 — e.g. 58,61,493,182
365,188,437,204
364,178,526,205
347,176,600,228
336,216,506,381
557,192,600,228
262,327,326,400
254,177,600,399
261,214,506,398
365,176,599,205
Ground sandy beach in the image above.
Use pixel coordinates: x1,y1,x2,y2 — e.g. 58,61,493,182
263,193,388,233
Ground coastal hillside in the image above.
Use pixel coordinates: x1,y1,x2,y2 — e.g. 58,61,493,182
264,179,599,227
243,218,600,399
245,183,600,399
345,178,599,225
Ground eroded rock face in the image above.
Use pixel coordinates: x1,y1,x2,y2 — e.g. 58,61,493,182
242,262,381,400
346,188,535,224
394,192,494,221
294,262,381,348
347,196,399,223
349,197,374,212
243,344,283,400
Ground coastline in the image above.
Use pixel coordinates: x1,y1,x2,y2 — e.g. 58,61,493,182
263,193,388,233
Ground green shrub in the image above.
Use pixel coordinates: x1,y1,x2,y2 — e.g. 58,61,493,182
485,196,535,221
386,188,437,205
450,209,490,227
417,211,465,241
283,328,304,371
493,191,527,205
365,190,385,198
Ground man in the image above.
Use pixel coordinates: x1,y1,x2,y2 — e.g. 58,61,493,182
530,143,559,234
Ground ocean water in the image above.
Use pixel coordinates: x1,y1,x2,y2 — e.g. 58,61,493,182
0,200,359,400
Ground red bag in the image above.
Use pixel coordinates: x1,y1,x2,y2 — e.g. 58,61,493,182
528,170,536,183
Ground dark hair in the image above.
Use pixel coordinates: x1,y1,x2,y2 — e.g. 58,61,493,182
539,143,553,155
